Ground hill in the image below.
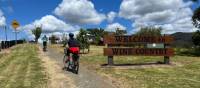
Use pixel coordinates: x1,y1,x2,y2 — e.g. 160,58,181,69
170,32,194,48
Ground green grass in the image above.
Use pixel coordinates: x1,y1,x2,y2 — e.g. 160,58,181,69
0,44,47,88
51,45,200,88
97,56,200,88
175,48,200,56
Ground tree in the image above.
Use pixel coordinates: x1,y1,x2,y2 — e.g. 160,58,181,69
61,33,68,47
77,29,90,53
135,26,162,36
115,28,127,35
192,6,200,50
32,27,42,43
190,0,200,55
192,30,200,47
49,35,59,44
87,28,108,45
192,7,200,28
191,0,198,2
191,30,200,55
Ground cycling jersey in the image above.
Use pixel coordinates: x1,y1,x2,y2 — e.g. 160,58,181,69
68,38,80,47
42,36,48,42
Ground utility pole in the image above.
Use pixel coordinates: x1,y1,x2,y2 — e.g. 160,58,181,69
4,26,8,48
15,30,17,44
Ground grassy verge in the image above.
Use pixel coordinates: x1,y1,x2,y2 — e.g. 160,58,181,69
175,48,200,56
0,44,47,88
51,44,200,88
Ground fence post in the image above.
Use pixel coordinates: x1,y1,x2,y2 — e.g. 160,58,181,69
0,41,1,52
164,35,170,64
107,44,114,66
5,41,8,48
2,41,5,49
164,56,170,64
108,56,114,66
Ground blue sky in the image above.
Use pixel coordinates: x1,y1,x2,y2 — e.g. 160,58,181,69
0,0,199,41
0,0,61,40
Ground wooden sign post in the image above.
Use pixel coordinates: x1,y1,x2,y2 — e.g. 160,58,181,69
104,35,174,65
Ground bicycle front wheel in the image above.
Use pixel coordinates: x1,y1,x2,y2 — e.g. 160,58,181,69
63,55,68,69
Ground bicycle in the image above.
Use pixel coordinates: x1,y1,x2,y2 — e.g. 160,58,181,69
63,48,79,74
43,42,47,52
43,45,47,52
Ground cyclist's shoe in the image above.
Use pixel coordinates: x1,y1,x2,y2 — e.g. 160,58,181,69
65,59,69,63
62,67,66,70
68,57,73,64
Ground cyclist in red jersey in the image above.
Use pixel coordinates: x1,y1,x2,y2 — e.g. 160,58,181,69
66,33,80,59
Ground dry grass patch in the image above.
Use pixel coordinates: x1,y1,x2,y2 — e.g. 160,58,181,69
0,44,48,88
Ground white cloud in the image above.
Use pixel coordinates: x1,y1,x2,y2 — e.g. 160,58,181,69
119,0,192,20
119,0,196,34
54,0,106,25
106,23,126,32
107,11,117,23
160,17,198,34
21,15,79,33
0,10,6,26
21,15,80,40
24,29,35,41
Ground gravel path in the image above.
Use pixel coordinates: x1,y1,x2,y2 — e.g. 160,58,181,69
44,46,115,88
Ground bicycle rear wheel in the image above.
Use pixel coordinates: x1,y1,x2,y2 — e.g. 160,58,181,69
72,54,79,74
75,60,79,74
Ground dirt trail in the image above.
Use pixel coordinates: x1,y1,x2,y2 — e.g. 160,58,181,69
42,46,116,88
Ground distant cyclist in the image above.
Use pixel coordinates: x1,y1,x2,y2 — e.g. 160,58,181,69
42,35,48,51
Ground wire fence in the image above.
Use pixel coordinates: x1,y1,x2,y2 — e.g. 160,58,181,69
0,40,25,51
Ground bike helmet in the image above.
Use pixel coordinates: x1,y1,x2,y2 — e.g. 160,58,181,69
69,33,74,38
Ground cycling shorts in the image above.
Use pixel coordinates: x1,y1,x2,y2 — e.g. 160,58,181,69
69,47,80,54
